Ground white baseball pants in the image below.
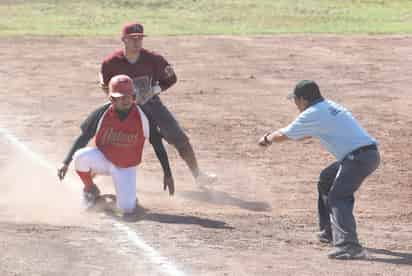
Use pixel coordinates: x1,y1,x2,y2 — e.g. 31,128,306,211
73,147,137,213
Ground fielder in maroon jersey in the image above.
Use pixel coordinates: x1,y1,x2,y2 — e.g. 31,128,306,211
99,22,216,185
57,75,174,218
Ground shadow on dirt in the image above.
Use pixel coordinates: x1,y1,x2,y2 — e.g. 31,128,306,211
96,194,233,229
143,213,233,229
179,186,272,212
366,248,412,265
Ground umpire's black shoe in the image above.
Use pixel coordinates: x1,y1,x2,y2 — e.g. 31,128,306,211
328,244,368,260
317,230,332,244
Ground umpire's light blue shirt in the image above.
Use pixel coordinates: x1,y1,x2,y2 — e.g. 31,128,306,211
280,99,377,161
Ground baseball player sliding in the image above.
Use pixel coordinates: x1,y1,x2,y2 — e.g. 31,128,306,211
57,75,173,219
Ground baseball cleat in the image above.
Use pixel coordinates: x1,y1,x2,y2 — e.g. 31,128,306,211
196,171,218,186
82,184,101,209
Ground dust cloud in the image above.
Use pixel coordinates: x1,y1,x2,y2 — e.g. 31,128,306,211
0,142,87,225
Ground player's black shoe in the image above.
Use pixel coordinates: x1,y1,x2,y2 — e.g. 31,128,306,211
83,184,101,209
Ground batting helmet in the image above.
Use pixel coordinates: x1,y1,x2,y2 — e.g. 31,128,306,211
109,75,136,98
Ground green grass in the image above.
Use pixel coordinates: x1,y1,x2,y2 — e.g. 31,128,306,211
2,0,412,36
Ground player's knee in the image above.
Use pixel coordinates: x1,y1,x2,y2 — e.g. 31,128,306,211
173,135,190,152
73,148,92,171
161,125,189,149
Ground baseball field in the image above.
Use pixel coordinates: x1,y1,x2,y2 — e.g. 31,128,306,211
1,1,412,275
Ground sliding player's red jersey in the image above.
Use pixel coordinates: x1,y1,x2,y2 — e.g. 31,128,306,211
95,104,148,168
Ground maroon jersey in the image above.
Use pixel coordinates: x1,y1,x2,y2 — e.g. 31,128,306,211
95,105,148,168
100,48,177,93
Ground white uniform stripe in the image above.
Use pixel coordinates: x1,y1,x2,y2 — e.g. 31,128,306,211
137,106,150,139
0,127,186,276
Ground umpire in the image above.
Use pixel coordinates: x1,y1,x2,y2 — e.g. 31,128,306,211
258,80,380,259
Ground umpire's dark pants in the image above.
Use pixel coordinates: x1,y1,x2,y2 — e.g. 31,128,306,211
318,147,380,247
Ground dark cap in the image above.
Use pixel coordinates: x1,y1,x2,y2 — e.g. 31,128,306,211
121,22,146,38
287,80,322,101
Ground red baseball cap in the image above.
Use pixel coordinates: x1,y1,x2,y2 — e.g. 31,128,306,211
121,22,146,38
109,75,136,98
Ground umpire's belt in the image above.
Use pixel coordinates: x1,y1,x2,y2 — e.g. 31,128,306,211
351,144,378,155
345,144,378,161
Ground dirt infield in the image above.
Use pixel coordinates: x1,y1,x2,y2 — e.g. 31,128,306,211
0,35,411,275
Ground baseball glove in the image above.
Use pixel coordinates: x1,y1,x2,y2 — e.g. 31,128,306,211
133,77,162,104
